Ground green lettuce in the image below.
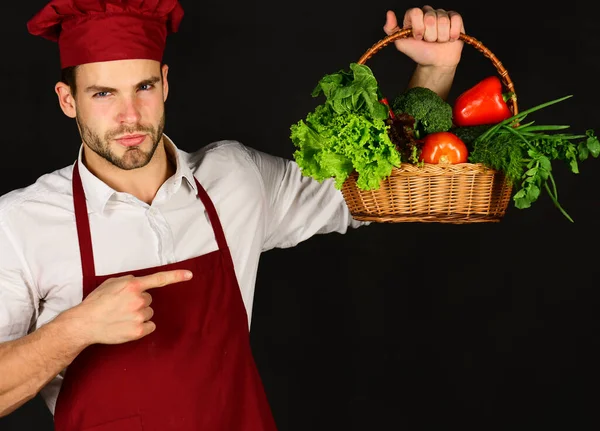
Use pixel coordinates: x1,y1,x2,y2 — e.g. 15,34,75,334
290,63,401,190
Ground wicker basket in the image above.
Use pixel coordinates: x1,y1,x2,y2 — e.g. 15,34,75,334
341,28,517,224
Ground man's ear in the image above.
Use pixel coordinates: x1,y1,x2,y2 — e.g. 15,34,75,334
55,82,77,118
161,64,169,102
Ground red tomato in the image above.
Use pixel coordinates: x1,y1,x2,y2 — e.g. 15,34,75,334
419,131,468,164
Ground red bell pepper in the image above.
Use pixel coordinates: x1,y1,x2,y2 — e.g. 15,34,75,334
452,76,513,127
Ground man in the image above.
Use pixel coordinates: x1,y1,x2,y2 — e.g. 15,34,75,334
0,1,465,429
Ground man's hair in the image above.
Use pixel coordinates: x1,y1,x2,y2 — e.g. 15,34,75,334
61,66,79,97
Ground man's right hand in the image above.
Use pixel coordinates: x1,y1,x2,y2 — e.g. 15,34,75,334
59,269,193,346
0,269,192,416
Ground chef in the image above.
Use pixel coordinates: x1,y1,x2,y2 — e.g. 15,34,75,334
0,1,465,429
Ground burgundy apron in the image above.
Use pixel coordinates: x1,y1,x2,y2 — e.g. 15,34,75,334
53,161,278,431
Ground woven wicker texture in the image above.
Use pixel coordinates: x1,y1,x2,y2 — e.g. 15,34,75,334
341,28,517,223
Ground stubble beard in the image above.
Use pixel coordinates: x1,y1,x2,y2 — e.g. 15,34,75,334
77,112,166,170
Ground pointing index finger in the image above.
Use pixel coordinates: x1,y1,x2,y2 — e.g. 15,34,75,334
133,270,193,291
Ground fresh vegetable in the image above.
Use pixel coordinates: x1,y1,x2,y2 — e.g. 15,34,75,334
453,76,513,127
419,131,468,164
290,63,401,190
386,112,422,164
468,94,600,222
311,62,389,120
449,124,492,148
391,86,453,139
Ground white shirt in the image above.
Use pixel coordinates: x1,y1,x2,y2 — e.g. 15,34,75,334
0,135,364,414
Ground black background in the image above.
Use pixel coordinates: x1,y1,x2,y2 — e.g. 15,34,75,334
1,1,599,430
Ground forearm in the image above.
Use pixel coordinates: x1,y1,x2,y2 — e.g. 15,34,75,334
0,311,89,417
407,64,458,100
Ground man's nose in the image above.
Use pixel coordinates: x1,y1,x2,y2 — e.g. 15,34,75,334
116,97,142,124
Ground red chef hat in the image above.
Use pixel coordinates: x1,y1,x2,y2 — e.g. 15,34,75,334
27,0,184,69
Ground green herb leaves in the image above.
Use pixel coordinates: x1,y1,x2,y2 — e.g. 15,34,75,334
578,130,600,161
468,95,600,222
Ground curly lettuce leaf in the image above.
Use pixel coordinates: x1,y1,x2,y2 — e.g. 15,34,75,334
290,105,400,190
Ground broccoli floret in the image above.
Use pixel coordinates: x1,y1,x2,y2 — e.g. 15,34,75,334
391,87,453,139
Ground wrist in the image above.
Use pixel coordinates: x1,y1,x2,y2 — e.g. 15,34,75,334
412,64,457,82
51,306,95,350
408,64,458,100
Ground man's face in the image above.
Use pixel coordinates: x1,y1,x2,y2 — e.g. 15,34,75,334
72,59,168,170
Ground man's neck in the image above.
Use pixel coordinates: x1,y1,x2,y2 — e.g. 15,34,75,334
82,137,176,205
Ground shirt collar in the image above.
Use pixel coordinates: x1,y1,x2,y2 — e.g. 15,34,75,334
75,134,197,215
163,134,198,195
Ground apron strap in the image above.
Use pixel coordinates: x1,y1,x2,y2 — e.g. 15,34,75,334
71,160,235,279
72,161,96,281
192,177,236,271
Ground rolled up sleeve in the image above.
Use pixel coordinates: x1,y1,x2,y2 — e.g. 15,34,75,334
0,221,38,342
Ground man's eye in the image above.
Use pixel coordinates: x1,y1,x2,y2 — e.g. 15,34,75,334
140,84,154,91
93,91,110,98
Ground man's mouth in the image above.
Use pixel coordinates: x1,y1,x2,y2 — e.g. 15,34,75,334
115,134,147,147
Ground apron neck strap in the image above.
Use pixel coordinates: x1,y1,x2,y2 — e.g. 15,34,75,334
72,161,96,280
192,177,230,253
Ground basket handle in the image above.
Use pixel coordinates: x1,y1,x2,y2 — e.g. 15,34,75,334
357,28,518,116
